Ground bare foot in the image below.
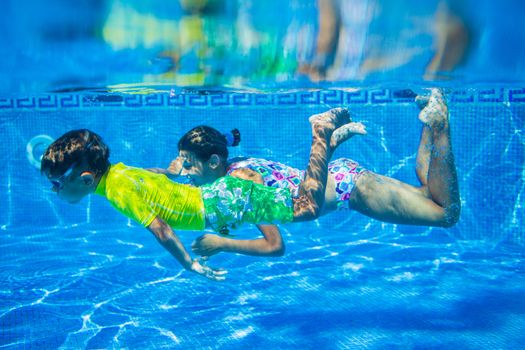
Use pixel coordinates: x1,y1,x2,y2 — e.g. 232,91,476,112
418,89,449,130
330,122,367,149
308,108,351,134
415,95,430,110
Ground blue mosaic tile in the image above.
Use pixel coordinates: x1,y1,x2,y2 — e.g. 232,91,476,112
370,89,393,103
80,96,99,107
253,94,275,105
144,94,165,107
16,97,36,108
0,98,14,109
80,94,123,108
232,94,252,105
167,94,187,106
1,89,525,110
59,95,81,108
345,90,368,104
276,93,297,105
509,88,525,102
321,90,344,105
450,90,475,103
122,95,143,107
392,89,418,103
187,95,209,106
210,94,232,106
478,88,505,102
299,91,321,105
37,96,58,108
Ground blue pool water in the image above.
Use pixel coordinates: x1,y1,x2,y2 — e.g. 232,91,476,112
1,1,525,349
2,90,524,349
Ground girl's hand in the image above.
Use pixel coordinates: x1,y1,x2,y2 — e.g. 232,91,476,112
192,234,224,257
190,258,227,281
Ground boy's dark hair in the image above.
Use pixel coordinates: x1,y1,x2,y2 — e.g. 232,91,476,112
178,125,240,161
41,129,110,177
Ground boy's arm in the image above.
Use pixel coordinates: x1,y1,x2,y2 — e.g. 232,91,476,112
146,157,183,176
147,158,186,182
192,224,285,257
147,217,227,281
191,168,286,257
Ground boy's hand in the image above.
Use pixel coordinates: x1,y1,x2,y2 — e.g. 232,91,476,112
192,234,224,257
191,258,227,281
148,217,226,281
167,157,183,175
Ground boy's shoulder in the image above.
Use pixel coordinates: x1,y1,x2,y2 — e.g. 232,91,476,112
109,162,148,176
105,163,149,190
106,162,171,190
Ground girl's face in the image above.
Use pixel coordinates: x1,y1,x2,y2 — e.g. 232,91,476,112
178,150,216,186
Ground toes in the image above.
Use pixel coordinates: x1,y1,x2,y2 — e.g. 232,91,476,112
349,122,367,135
430,88,444,99
335,122,367,136
331,122,367,147
415,95,430,110
416,88,445,109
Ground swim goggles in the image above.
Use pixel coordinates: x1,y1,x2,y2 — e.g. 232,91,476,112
50,161,76,191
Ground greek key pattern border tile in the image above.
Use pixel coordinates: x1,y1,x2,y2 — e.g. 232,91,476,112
1,88,524,110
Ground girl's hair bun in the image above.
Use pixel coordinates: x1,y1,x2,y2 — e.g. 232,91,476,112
224,128,241,147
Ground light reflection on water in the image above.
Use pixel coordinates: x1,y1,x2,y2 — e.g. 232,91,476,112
2,0,525,94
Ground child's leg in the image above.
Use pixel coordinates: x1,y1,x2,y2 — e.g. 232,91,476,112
293,108,349,221
348,89,460,227
421,89,460,223
415,124,432,187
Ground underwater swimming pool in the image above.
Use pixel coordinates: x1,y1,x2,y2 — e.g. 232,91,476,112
1,89,524,349
1,0,525,349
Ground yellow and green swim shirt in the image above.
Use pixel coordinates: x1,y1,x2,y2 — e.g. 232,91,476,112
94,162,294,232
95,163,206,230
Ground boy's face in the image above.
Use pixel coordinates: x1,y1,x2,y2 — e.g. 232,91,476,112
178,150,216,186
46,164,95,203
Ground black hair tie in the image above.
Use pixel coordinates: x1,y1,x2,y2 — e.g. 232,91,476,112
224,128,241,147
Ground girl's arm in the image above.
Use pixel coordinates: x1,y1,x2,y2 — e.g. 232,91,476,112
191,167,286,257
192,224,285,257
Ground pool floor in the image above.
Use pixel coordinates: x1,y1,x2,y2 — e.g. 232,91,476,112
1,218,524,349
